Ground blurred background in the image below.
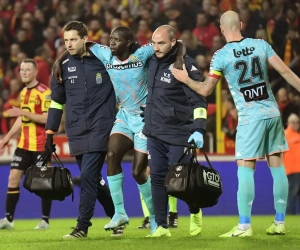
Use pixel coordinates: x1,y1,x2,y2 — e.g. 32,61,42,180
0,0,300,218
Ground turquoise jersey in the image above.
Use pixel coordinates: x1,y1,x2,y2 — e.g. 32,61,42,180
210,38,280,125
90,43,154,115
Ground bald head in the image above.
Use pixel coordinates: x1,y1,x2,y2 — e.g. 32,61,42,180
220,11,241,32
152,25,176,58
153,25,176,41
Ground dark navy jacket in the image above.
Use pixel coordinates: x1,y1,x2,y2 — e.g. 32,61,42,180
143,46,207,146
46,53,116,156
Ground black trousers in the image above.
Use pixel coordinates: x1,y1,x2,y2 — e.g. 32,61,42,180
75,151,114,233
148,137,199,228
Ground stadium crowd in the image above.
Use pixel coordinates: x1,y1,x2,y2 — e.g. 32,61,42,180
0,0,300,143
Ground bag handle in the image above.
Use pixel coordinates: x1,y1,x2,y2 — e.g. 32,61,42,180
177,145,214,170
35,150,64,168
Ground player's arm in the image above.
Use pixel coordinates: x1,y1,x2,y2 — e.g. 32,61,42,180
173,40,186,70
21,110,48,124
6,107,48,124
268,55,300,92
52,50,68,83
0,116,22,149
89,42,111,63
172,64,220,96
46,77,66,133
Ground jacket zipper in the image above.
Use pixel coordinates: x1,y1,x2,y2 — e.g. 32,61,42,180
81,58,89,151
149,63,160,133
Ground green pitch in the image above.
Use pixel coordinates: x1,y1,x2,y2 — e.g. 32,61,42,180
1,216,300,250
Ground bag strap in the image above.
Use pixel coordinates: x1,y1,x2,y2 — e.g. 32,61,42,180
176,146,194,163
188,145,214,170
35,151,64,168
202,151,213,169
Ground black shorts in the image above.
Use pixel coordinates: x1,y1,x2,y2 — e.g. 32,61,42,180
10,147,46,172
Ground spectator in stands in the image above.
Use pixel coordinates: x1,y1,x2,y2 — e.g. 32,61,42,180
136,19,153,45
193,11,220,50
277,87,300,128
34,47,51,87
284,114,300,214
180,30,206,59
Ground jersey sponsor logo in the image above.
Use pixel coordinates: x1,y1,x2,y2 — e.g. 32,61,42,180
160,72,171,83
240,82,269,102
68,67,76,72
96,73,102,84
106,61,144,70
233,47,255,58
29,99,41,104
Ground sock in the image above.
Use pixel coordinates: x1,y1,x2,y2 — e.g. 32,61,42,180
107,172,126,215
140,192,150,218
41,199,52,224
168,196,177,213
6,187,20,222
237,167,255,229
137,177,155,216
270,166,288,223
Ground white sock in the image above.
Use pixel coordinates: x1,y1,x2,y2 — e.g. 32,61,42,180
237,223,251,230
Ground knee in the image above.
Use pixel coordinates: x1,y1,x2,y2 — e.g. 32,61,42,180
8,173,21,188
107,150,117,163
132,167,145,181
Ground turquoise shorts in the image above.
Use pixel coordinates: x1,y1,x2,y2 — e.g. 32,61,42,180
111,108,147,153
235,116,288,160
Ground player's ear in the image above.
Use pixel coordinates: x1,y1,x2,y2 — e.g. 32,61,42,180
171,39,176,47
240,22,243,31
83,35,87,43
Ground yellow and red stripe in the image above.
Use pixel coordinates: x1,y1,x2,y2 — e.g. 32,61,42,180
208,69,222,79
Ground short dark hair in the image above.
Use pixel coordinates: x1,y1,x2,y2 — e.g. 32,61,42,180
22,58,37,68
62,21,88,38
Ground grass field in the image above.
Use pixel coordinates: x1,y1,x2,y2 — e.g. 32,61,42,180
1,216,300,250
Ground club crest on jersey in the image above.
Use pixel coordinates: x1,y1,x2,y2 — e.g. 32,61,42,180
129,55,140,62
68,67,76,72
96,73,102,84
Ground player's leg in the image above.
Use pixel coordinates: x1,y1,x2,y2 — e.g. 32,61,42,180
104,131,133,230
132,134,157,234
0,148,27,229
220,121,266,237
146,137,171,238
138,166,150,229
96,175,125,237
265,116,289,235
96,176,114,218
63,151,107,239
34,151,52,229
132,147,157,233
138,192,150,228
168,196,178,228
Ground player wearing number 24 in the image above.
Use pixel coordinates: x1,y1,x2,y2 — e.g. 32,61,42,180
172,10,300,238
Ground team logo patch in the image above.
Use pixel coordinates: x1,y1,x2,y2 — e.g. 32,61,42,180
68,67,76,72
96,73,102,84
